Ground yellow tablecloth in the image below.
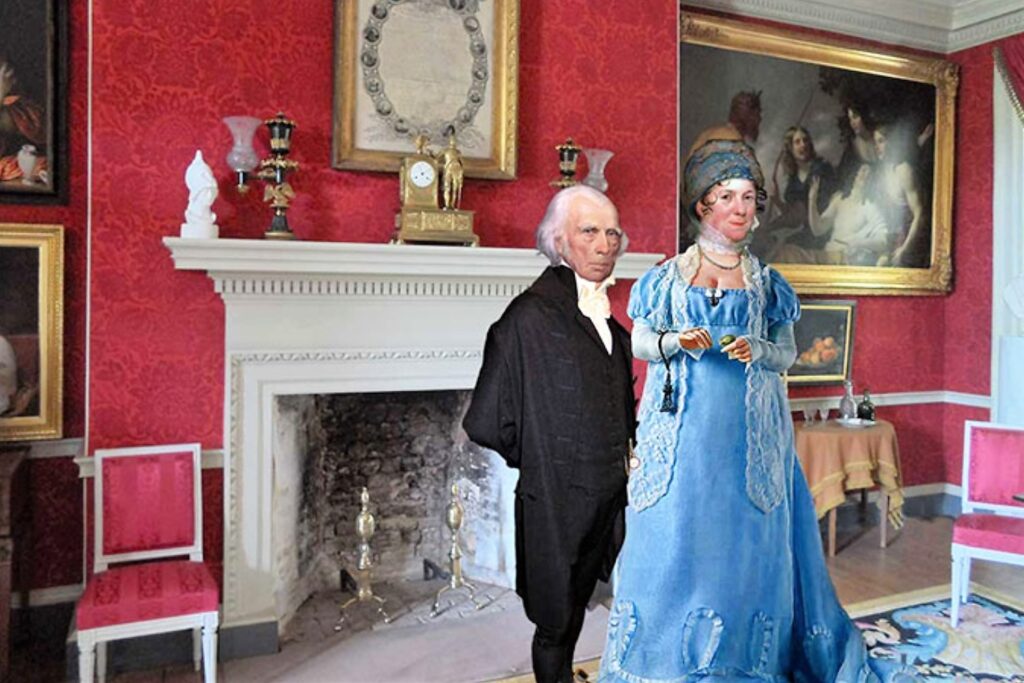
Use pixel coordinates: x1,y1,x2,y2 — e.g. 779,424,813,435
794,419,905,530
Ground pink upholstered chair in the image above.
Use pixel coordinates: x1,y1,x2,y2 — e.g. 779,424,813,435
75,443,218,682
950,421,1024,626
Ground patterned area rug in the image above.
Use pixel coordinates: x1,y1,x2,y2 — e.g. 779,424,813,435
848,584,1024,682
501,585,1024,683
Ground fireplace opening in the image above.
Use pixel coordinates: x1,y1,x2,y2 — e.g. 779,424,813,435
272,389,516,627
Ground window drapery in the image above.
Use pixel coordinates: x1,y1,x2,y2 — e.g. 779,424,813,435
995,37,1024,125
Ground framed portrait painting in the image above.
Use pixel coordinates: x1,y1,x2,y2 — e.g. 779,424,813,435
0,224,63,441
680,13,958,295
789,300,855,386
333,0,519,179
0,0,68,204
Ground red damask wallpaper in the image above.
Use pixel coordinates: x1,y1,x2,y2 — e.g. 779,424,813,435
86,0,678,453
27,458,82,588
27,2,997,595
945,42,994,396
84,0,677,588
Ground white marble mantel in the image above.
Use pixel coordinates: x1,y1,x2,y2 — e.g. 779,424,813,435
163,237,660,281
163,237,663,632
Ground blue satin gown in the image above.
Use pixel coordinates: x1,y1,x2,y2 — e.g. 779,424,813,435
599,271,890,682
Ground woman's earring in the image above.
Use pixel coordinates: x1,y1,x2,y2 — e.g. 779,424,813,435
750,216,761,232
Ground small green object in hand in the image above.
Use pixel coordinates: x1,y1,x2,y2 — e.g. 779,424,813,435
719,334,737,347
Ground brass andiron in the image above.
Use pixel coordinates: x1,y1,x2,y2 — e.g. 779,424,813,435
430,482,490,617
335,487,393,629
256,112,299,240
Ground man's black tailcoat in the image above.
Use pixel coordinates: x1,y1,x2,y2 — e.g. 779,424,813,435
463,265,636,629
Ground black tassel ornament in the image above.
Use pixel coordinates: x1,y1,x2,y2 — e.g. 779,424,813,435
658,331,675,413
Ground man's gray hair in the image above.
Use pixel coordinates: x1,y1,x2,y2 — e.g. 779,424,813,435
534,185,628,266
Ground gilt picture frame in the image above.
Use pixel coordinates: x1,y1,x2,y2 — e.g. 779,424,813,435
0,0,68,204
789,300,856,386
680,13,958,295
333,0,519,180
0,224,63,441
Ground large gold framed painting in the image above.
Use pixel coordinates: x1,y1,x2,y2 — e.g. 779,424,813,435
680,13,958,295
333,0,519,180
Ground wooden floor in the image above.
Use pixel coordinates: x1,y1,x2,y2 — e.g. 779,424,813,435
20,515,1024,682
828,514,1024,604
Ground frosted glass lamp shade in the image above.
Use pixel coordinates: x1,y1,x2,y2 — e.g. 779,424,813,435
582,148,613,193
223,115,261,173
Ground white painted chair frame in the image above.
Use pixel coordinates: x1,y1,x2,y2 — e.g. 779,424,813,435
950,421,1024,627
77,443,218,683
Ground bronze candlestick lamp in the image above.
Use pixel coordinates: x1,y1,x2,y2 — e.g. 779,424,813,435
550,137,582,188
256,112,299,240
223,112,300,240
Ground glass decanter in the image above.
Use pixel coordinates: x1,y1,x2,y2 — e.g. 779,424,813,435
839,380,856,419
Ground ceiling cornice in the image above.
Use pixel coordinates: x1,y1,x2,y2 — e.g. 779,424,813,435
684,0,1024,53
948,3,1024,52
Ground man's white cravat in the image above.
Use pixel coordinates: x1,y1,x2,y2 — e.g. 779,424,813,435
575,273,614,353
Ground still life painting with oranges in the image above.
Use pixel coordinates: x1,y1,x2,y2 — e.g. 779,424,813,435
789,301,856,385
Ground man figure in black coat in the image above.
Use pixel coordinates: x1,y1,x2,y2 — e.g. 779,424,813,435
463,185,635,683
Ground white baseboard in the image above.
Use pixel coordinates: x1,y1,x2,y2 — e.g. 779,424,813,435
904,482,961,498
850,481,960,505
74,448,224,478
941,392,991,409
11,583,83,609
789,390,991,411
20,438,84,459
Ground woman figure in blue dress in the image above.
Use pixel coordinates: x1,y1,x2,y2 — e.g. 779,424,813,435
598,140,897,682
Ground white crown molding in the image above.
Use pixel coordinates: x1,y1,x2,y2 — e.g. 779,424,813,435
947,6,1024,52
683,0,951,51
684,0,1024,53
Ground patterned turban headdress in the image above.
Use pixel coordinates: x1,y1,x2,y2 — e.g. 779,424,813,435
683,139,765,225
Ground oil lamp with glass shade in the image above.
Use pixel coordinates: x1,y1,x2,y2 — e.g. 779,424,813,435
222,112,300,240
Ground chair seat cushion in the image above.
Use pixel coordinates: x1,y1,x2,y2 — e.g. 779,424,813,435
77,560,218,630
953,513,1024,555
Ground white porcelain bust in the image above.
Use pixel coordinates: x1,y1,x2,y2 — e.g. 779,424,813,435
181,150,220,239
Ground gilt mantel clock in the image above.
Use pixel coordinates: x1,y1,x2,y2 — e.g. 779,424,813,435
393,135,477,246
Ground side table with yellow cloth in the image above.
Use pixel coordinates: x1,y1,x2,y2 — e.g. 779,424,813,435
793,419,905,557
